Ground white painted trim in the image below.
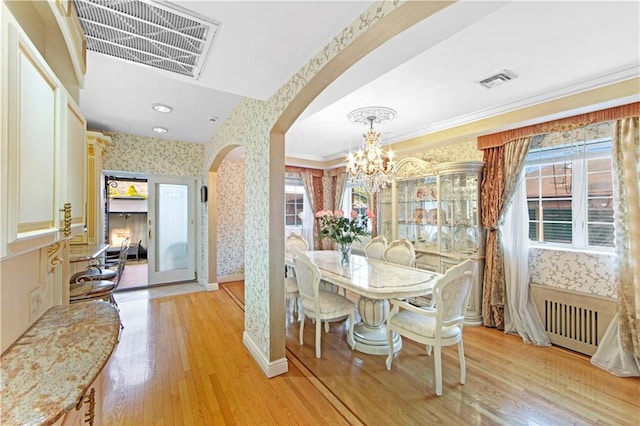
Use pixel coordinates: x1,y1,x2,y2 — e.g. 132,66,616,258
243,332,288,378
218,273,244,283
206,282,219,291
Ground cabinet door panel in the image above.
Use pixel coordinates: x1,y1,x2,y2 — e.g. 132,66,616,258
8,24,60,240
65,97,86,231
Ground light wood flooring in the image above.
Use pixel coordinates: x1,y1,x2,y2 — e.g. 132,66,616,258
103,281,640,425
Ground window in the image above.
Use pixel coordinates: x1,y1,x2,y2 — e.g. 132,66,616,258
342,184,372,232
285,181,305,227
525,136,615,250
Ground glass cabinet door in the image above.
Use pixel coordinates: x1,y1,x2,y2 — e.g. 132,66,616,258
396,176,438,248
378,186,393,239
439,171,480,255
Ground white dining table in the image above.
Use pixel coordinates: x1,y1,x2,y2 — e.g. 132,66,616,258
286,250,441,355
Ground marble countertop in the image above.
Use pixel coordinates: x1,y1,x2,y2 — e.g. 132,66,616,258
0,301,120,425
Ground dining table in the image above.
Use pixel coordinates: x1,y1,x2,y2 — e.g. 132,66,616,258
286,250,441,355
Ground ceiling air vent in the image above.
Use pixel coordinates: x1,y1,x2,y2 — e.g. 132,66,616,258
72,0,219,79
477,69,518,89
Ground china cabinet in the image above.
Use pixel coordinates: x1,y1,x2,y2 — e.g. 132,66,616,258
379,158,485,325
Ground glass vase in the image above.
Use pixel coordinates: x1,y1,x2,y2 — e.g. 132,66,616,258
338,243,351,265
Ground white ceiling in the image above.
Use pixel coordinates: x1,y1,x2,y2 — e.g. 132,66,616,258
79,1,640,164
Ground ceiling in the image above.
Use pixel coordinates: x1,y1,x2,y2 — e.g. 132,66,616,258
78,1,640,165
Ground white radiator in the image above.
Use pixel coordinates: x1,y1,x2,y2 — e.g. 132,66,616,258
530,284,617,356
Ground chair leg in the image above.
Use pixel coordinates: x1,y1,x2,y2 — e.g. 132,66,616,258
348,313,355,350
324,320,330,333
315,317,322,358
299,315,305,346
458,340,466,385
385,326,394,370
434,345,443,396
426,345,432,356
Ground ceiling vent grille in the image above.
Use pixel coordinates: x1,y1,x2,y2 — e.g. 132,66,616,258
72,0,219,79
477,69,518,89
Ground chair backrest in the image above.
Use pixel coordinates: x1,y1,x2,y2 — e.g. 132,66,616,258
113,237,130,288
291,247,320,311
383,239,416,267
365,235,387,260
432,259,475,326
285,233,308,254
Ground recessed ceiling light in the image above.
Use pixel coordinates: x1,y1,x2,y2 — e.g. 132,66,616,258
152,103,173,113
152,127,168,133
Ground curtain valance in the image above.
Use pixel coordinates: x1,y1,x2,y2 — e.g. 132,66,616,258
477,102,640,150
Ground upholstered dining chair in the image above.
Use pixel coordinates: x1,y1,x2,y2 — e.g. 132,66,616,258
385,259,475,396
364,235,388,260
292,247,355,358
383,238,416,267
284,233,308,320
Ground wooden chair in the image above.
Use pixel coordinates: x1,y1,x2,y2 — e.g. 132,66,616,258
385,259,475,396
364,235,387,260
383,238,415,267
284,233,308,320
292,248,355,358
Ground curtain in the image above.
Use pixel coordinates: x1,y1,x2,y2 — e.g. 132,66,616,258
480,137,534,331
333,171,348,213
300,171,321,249
502,170,550,345
591,116,640,376
301,189,314,249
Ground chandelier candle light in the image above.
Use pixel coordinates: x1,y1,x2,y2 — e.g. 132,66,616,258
346,106,398,193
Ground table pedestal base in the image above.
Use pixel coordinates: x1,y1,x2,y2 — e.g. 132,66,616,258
348,323,402,355
346,296,402,355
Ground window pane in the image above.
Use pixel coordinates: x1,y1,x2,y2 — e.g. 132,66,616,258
588,224,615,247
588,171,613,195
540,176,572,197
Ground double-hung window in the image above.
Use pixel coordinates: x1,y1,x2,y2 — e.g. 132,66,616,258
525,130,615,251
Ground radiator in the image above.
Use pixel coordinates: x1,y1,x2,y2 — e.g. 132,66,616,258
530,284,617,356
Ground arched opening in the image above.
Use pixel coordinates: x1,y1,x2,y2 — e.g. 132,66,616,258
207,144,245,290
265,2,452,370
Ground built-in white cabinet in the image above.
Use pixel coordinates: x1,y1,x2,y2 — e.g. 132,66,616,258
379,158,485,325
1,3,86,258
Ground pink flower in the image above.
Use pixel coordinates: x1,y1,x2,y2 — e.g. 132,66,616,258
351,210,358,218
315,210,325,218
334,210,344,217
325,210,334,217
366,210,375,219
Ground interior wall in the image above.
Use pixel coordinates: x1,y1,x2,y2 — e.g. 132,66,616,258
216,159,245,279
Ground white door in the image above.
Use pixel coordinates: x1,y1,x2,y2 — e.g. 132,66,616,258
147,176,196,285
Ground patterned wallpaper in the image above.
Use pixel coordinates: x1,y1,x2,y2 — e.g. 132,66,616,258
202,2,404,358
529,248,616,298
216,159,245,277
102,131,204,177
411,140,483,163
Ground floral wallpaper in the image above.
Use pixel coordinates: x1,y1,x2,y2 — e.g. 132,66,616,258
202,2,404,358
102,131,204,177
216,159,245,278
411,140,483,163
529,248,616,298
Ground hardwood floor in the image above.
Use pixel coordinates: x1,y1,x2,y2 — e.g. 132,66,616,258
103,281,640,425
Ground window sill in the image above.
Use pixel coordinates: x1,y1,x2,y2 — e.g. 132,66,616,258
529,244,615,257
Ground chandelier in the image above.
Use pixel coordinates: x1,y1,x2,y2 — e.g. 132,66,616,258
346,107,397,193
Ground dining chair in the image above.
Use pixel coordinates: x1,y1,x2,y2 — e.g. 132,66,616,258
385,259,475,396
284,233,308,320
364,235,388,260
292,247,355,358
383,238,416,267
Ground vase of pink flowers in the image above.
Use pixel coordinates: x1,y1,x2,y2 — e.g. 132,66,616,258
315,209,375,264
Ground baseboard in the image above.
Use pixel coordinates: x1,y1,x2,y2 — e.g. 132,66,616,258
206,282,219,291
218,273,244,283
242,331,288,378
